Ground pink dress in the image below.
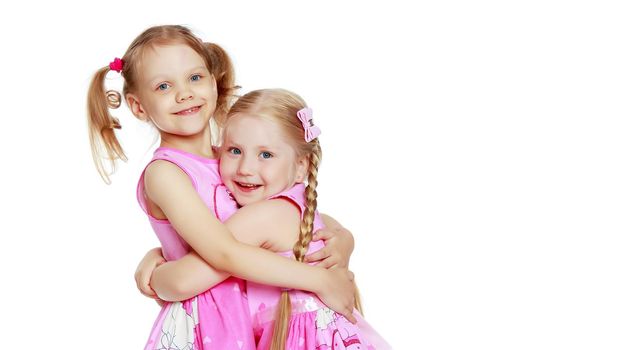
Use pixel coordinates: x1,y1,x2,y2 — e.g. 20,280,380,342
138,147,255,350
247,184,391,350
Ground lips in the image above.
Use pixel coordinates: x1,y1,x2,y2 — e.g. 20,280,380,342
234,181,262,193
174,105,202,116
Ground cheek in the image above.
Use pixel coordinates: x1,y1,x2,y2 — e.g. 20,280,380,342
219,160,234,180
268,162,296,184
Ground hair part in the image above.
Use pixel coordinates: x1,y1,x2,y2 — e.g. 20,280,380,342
86,25,238,183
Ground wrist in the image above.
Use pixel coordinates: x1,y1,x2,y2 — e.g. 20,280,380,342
311,269,330,294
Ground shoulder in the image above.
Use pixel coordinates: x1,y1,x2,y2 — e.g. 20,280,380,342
237,198,300,223
143,160,194,200
225,198,301,249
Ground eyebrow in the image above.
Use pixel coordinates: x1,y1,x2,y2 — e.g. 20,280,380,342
147,66,209,85
224,140,283,151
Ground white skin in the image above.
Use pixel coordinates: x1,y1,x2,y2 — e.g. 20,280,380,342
139,111,354,317
126,43,356,322
220,113,311,250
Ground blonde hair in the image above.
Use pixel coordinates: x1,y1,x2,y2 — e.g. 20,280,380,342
87,25,238,183
227,89,362,350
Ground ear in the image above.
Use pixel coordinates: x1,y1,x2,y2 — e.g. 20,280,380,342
211,74,217,93
126,93,149,122
294,156,310,183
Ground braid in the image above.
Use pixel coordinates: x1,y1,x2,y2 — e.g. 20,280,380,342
293,141,321,262
229,89,326,349
271,141,321,350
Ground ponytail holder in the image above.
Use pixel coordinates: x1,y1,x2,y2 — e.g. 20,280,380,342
101,118,121,131
109,118,122,130
296,107,321,143
109,57,124,73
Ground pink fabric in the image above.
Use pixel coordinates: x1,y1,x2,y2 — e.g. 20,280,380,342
139,147,254,350
296,107,321,142
247,184,391,349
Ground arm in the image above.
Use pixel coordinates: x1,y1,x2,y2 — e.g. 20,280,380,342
303,213,355,268
151,251,229,301
150,207,348,300
144,162,356,320
134,247,166,303
133,246,227,302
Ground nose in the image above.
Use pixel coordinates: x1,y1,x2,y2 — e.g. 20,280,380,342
176,86,194,103
237,156,254,176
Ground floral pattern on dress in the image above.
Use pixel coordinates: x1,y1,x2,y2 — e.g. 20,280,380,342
156,299,199,350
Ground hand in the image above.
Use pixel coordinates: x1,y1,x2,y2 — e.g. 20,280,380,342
315,268,357,324
304,227,354,269
134,247,166,300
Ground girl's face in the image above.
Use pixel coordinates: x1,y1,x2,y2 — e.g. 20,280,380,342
220,114,308,207
126,43,217,137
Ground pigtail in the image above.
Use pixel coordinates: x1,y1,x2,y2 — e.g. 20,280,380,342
203,42,240,127
296,141,321,260
270,141,322,350
269,290,291,350
87,66,127,184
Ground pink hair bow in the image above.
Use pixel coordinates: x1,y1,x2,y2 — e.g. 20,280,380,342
109,57,124,73
297,107,321,142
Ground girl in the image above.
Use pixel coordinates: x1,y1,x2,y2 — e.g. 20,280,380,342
86,25,356,350
143,89,391,349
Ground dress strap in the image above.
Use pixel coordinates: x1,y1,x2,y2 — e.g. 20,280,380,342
136,148,200,218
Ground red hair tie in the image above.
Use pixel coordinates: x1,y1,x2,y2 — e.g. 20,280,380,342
109,57,124,73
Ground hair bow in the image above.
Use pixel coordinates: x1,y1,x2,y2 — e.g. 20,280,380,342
109,57,124,73
296,107,321,142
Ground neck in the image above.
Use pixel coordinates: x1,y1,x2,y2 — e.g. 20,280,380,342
159,128,216,158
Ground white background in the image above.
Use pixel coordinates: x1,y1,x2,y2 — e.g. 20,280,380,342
1,1,621,349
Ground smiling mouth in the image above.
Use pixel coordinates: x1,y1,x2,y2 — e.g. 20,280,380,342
235,181,262,192
174,105,202,116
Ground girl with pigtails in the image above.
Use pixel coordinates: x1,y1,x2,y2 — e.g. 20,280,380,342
141,89,391,349
86,25,357,350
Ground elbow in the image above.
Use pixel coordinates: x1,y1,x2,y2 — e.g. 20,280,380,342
157,285,189,302
152,273,192,302
204,246,236,274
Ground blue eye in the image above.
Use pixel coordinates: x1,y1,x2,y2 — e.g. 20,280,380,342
229,147,241,155
191,74,201,82
260,151,272,159
157,83,170,91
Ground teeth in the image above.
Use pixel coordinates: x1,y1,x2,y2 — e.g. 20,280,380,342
177,106,199,114
239,182,258,188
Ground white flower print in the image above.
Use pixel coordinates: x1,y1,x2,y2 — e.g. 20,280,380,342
315,307,336,330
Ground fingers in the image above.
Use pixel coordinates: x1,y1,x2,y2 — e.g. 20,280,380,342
316,257,338,269
348,270,355,281
304,248,329,263
136,276,157,298
312,229,336,241
342,305,357,324
140,286,157,298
